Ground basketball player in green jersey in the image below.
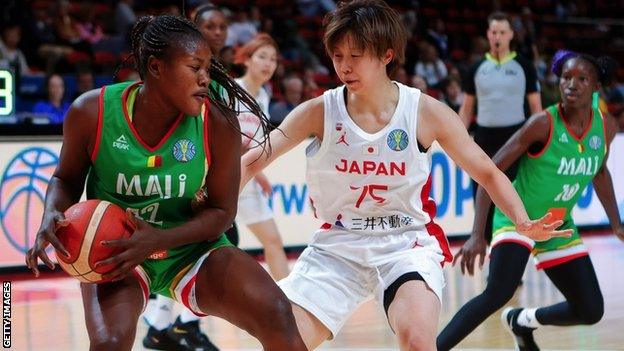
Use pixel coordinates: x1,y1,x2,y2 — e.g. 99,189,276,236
140,6,236,351
438,51,623,351
25,15,307,351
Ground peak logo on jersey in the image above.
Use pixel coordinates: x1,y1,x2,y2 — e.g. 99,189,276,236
172,139,196,162
589,135,602,150
559,133,569,143
362,144,379,156
113,135,129,150
387,129,408,151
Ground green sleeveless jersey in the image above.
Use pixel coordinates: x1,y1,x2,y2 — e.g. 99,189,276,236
86,81,212,260
493,103,607,234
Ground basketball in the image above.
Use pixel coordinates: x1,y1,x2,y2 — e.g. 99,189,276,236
55,200,134,283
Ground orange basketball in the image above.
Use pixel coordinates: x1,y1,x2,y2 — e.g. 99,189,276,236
55,200,134,283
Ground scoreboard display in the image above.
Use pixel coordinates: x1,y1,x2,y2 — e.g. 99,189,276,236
0,69,15,117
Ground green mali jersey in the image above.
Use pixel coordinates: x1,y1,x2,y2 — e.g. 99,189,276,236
493,103,607,235
86,81,212,260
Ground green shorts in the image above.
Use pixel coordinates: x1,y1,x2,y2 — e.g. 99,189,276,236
491,219,588,270
133,234,233,316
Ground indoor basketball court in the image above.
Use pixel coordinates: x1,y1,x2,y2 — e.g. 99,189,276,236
1,0,624,350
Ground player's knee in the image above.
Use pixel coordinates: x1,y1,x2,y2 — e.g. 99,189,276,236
578,302,604,325
248,293,296,336
482,285,514,309
397,329,436,351
266,294,296,327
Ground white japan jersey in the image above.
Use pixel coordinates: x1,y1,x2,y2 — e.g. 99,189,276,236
306,82,437,236
235,78,270,150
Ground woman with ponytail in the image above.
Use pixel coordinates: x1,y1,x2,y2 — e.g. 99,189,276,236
437,50,623,351
25,14,307,351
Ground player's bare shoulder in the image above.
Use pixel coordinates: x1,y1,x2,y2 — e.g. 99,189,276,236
67,89,101,130
64,88,103,155
415,92,459,147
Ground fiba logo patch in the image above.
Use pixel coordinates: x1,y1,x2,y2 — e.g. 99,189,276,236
0,147,58,253
588,136,602,150
172,139,196,162
387,129,409,151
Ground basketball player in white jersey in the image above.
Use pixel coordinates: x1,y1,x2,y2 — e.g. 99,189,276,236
241,1,571,350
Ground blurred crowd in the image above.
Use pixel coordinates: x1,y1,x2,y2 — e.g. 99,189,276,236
1,0,623,130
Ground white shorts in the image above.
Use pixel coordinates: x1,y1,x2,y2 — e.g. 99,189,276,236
236,179,273,225
278,229,446,338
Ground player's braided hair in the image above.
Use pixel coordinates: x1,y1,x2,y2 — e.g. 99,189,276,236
127,15,272,155
551,49,618,86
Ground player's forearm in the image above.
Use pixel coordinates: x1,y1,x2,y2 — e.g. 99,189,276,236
44,176,84,213
479,169,529,227
471,185,492,241
241,149,268,191
457,105,471,128
157,206,235,250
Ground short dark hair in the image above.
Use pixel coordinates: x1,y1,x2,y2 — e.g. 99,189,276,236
323,0,407,73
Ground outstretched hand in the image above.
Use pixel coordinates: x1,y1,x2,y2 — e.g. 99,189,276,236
517,213,573,242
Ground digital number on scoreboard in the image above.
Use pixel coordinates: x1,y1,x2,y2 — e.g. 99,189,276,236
0,69,15,117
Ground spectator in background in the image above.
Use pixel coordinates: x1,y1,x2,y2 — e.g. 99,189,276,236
72,68,94,101
270,74,304,127
33,74,70,124
0,24,31,76
55,0,84,49
26,4,74,74
302,68,322,100
442,77,464,112
226,9,257,48
426,18,449,59
195,3,229,59
75,5,104,46
415,42,447,88
296,0,337,18
250,6,262,30
115,0,136,40
410,74,428,92
390,65,409,85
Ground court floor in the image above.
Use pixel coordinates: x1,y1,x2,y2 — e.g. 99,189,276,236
4,234,624,350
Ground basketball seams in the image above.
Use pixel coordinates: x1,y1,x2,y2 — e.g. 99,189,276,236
73,201,111,275
59,200,99,265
